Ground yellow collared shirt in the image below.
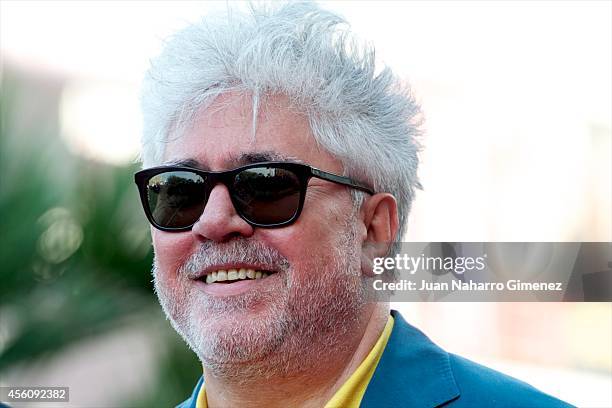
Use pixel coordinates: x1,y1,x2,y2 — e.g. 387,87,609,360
196,315,394,408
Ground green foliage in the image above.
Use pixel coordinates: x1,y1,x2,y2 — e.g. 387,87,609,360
0,70,201,405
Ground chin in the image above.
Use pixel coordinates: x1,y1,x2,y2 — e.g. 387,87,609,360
189,309,293,377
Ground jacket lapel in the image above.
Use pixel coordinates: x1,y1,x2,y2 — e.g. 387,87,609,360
360,310,460,408
176,375,203,408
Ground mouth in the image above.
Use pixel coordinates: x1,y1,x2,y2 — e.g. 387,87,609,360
199,268,277,284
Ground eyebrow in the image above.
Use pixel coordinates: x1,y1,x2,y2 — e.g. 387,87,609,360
231,151,303,166
163,151,303,170
163,158,203,168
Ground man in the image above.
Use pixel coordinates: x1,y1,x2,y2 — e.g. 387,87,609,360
135,2,572,407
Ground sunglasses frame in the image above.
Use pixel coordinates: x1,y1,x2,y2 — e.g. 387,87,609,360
134,161,375,232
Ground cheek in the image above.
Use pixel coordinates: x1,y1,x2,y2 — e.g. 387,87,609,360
259,221,341,278
152,230,194,281
259,226,322,259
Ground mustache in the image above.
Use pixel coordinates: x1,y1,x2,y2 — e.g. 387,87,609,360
178,238,291,278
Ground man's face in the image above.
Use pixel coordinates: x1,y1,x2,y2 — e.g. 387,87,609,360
152,92,368,379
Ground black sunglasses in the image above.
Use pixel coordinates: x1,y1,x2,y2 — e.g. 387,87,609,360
134,161,375,231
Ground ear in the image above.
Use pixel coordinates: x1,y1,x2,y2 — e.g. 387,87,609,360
360,193,399,277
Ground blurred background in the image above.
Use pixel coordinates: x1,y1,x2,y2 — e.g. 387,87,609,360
0,1,610,407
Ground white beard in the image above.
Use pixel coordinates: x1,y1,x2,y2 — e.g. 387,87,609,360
153,219,367,383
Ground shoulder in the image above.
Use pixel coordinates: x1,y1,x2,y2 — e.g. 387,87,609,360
445,353,574,407
363,310,574,408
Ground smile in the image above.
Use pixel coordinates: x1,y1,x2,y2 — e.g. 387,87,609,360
202,268,275,284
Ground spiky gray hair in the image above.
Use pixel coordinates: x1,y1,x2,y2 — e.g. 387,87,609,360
140,1,422,242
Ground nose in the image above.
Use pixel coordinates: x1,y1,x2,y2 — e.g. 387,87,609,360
191,184,254,242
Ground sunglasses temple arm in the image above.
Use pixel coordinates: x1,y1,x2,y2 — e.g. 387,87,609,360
310,168,375,195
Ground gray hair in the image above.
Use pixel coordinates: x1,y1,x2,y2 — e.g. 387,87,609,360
140,1,422,242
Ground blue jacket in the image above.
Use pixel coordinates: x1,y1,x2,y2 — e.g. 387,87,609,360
178,310,573,407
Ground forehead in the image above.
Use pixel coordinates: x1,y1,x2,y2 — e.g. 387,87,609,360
163,92,339,172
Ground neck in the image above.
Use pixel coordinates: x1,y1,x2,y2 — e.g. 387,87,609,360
203,303,389,408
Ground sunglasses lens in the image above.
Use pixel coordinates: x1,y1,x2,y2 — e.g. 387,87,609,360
146,171,208,229
232,167,302,225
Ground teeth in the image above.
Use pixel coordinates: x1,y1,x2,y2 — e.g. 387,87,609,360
203,269,273,284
